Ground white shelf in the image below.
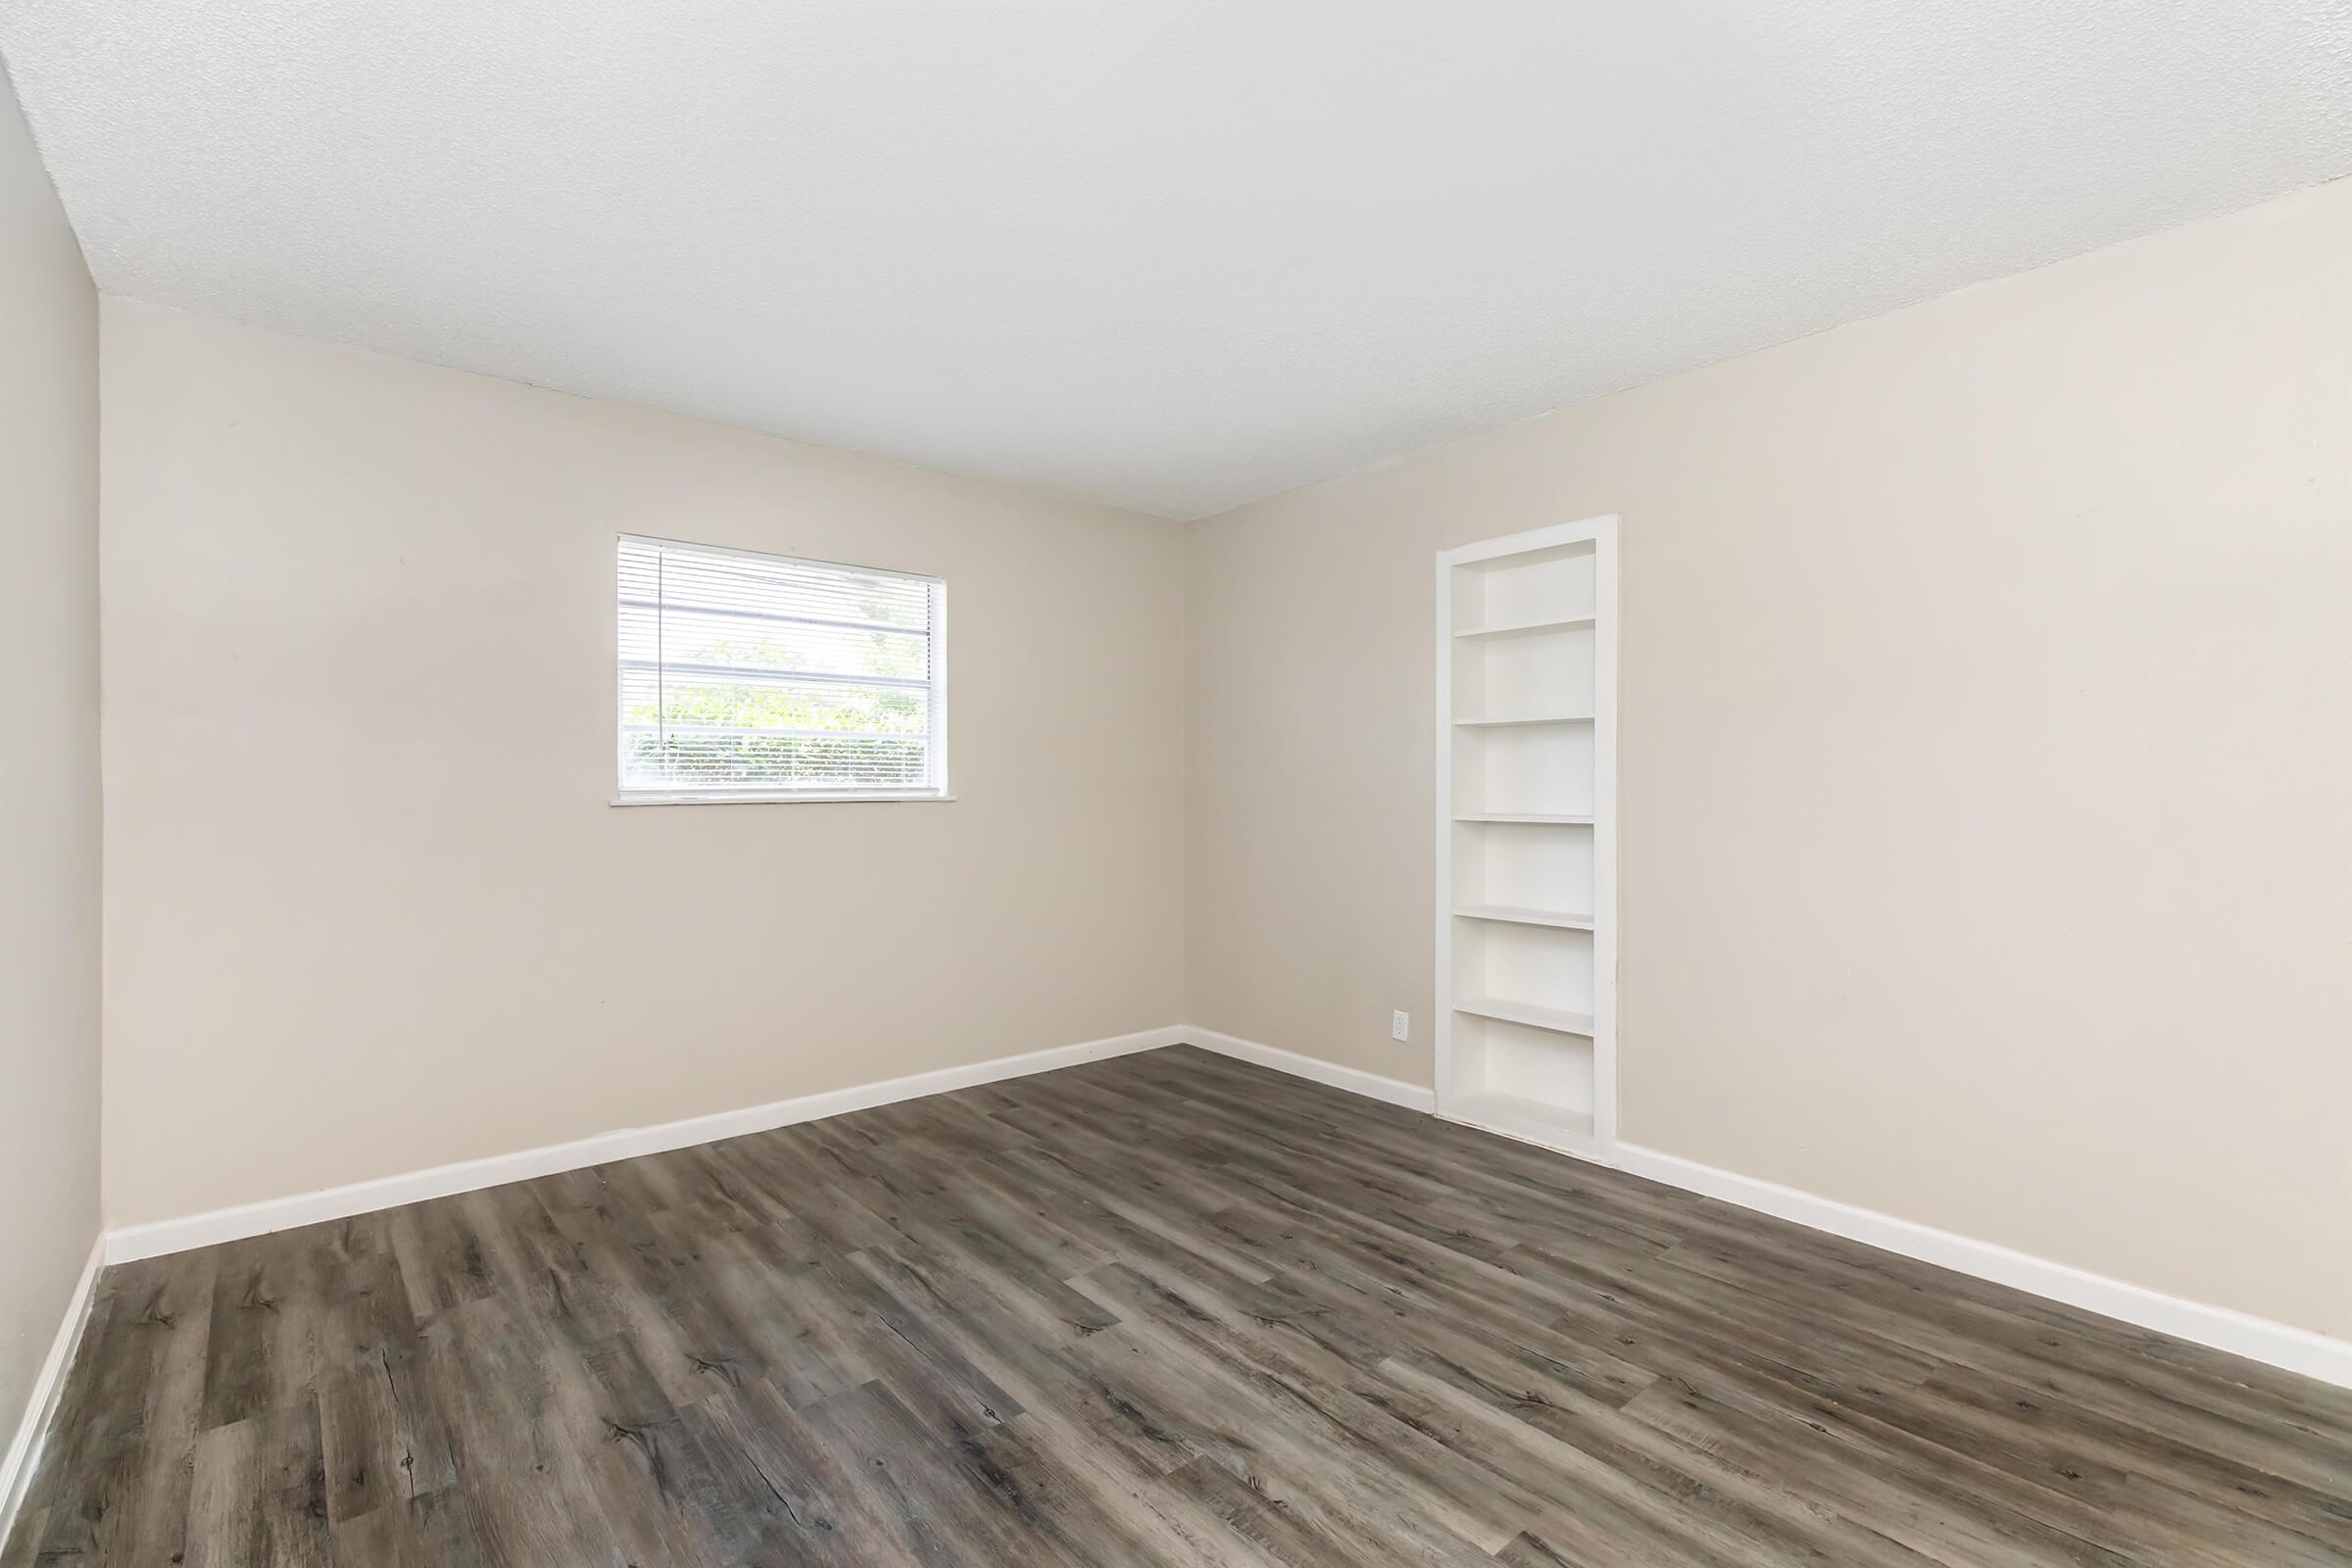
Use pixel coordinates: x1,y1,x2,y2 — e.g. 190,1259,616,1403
1454,996,1595,1036
1454,613,1597,641
1438,514,1616,1153
1445,1091,1596,1150
1453,711,1595,728
1453,905,1595,930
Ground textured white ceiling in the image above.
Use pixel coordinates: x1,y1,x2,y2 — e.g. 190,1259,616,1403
5,2,2350,517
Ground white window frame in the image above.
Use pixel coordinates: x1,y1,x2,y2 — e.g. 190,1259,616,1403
612,533,952,806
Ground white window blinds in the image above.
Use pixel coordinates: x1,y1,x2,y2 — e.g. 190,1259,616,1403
616,535,947,802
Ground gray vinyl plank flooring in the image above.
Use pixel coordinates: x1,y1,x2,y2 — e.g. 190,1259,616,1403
7,1045,2347,1567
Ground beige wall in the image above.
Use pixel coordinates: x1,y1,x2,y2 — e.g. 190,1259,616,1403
81,168,2352,1346
0,66,100,1456
101,299,1186,1226
1187,178,2352,1339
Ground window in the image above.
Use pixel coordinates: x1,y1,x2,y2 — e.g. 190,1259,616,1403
615,535,948,803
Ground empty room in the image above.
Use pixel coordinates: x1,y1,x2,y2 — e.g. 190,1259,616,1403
4,3,2349,1564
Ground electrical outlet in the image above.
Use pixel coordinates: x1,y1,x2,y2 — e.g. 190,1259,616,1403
1392,1009,1410,1042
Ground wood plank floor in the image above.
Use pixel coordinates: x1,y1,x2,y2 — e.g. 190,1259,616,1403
9,1045,2349,1567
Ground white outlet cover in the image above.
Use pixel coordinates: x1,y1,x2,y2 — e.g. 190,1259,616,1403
1392,1010,1411,1042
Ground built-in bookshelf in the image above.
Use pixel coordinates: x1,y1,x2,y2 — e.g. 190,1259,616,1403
1435,515,1617,1155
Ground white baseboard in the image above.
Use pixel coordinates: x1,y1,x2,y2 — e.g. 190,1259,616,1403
1178,1027,2351,1392
1609,1143,2352,1392
88,1019,2352,1395
104,1025,1183,1264
1180,1026,1436,1112
0,1235,105,1547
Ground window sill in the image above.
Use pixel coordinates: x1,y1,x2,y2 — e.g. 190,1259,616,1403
611,791,956,807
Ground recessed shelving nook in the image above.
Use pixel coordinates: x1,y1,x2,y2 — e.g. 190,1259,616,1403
1436,515,1617,1156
